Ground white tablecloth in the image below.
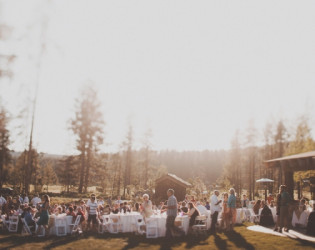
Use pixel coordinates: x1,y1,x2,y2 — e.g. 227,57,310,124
236,208,249,224
149,213,190,237
292,210,309,228
150,214,166,237
109,212,142,233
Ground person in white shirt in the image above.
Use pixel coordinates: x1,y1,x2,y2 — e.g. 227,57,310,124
87,194,99,231
18,195,23,204
115,196,123,205
31,194,41,207
210,190,222,234
97,197,105,207
23,194,29,204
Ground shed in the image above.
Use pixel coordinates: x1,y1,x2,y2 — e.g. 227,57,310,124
154,173,191,202
265,151,315,199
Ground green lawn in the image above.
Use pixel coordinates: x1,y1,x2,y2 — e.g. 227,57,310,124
1,224,314,250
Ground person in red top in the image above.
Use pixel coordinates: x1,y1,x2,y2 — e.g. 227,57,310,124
67,206,77,222
76,206,86,224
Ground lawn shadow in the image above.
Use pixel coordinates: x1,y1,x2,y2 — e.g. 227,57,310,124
121,233,211,250
43,235,80,250
224,230,255,250
0,233,66,250
214,234,227,250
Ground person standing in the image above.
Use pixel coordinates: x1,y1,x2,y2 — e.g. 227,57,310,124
241,194,249,208
86,194,99,231
35,194,50,236
279,185,291,232
163,189,184,239
227,188,236,231
31,193,41,207
23,194,29,204
210,190,222,234
141,194,153,218
0,194,6,211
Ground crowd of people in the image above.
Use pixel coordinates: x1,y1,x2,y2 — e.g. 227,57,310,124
0,185,315,238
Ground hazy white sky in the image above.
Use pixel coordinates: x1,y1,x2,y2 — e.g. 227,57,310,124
0,0,315,155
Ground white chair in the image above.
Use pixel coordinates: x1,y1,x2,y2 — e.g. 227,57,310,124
146,218,159,238
175,217,185,233
69,215,82,235
135,217,146,235
0,215,9,231
8,215,19,232
98,215,110,234
249,209,260,224
108,216,122,234
192,215,207,235
36,224,46,237
21,218,33,236
55,217,67,236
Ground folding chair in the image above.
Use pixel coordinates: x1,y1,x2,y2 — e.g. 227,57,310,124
98,215,110,234
135,217,146,235
108,216,122,234
55,217,67,236
0,215,9,231
70,215,82,235
8,215,19,233
36,224,46,237
192,215,207,235
249,209,260,224
21,218,33,236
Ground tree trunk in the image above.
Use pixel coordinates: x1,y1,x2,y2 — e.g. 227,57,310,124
78,148,86,193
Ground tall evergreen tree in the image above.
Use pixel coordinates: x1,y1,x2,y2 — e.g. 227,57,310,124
0,108,11,188
71,85,104,193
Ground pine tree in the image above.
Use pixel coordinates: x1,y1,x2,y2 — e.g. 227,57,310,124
71,85,104,193
0,107,11,188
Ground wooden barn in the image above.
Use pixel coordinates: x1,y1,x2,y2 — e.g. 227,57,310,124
154,173,191,202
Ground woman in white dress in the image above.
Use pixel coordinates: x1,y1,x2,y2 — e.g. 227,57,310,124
141,194,153,218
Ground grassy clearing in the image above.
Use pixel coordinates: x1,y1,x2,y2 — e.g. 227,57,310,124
0,223,314,250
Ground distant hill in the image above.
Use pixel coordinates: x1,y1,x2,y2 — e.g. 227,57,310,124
10,151,66,160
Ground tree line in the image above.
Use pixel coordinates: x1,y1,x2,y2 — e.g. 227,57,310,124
219,117,315,200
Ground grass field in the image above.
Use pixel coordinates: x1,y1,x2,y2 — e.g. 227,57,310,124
1,223,315,250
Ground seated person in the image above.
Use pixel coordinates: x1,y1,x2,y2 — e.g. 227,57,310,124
112,204,120,214
55,206,63,215
299,199,306,211
259,200,274,227
253,200,261,215
119,202,130,213
186,202,200,228
270,200,275,208
67,206,76,221
267,194,274,205
306,203,315,236
241,195,249,208
103,205,111,214
24,207,36,232
181,202,188,213
205,201,210,210
76,206,86,224
133,203,140,212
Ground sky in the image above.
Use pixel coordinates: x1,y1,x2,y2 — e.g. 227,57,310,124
0,0,315,155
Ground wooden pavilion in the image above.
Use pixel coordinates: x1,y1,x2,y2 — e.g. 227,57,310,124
154,173,191,203
265,151,315,199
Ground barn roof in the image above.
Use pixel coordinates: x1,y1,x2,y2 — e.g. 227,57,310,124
265,151,315,164
155,173,191,187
